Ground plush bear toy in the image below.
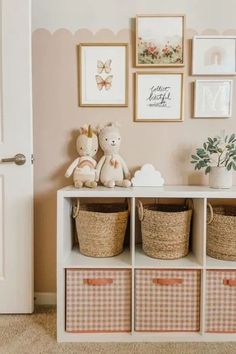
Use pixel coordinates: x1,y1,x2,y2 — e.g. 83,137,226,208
65,125,98,188
96,122,131,188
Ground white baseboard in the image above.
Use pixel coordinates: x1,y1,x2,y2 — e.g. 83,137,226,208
34,292,56,305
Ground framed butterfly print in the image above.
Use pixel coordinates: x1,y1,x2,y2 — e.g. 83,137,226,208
78,43,128,107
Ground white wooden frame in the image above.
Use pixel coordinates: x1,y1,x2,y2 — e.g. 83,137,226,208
194,80,233,118
192,36,236,75
57,186,236,342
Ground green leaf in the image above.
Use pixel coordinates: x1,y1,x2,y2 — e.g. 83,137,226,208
191,155,199,160
229,134,235,143
205,166,211,174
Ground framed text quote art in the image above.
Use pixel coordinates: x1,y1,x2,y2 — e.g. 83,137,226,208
135,72,184,122
78,43,128,107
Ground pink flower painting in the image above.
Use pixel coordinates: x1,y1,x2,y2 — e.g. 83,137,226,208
136,16,184,66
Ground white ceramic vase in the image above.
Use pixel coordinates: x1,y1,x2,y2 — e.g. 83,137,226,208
209,166,232,189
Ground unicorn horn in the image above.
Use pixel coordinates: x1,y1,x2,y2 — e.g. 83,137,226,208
88,125,93,138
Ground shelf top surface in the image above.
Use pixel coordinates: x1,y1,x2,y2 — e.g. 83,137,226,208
63,247,131,268
58,185,236,198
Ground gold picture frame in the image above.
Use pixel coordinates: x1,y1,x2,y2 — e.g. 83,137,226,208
136,14,185,67
78,43,128,107
134,72,184,122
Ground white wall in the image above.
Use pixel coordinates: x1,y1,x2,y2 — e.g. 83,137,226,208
32,0,236,33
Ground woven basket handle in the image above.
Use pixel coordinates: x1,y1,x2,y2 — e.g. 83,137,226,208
138,200,144,221
185,198,194,210
72,199,80,218
207,203,214,224
125,198,131,213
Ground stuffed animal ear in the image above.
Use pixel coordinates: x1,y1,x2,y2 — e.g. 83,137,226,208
114,121,121,128
107,121,121,128
95,124,102,134
79,124,88,135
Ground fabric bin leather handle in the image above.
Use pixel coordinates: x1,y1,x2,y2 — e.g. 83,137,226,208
223,279,236,286
83,278,113,286
152,278,183,286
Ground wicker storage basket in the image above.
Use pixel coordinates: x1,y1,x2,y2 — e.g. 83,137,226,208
138,201,193,259
207,204,236,261
73,200,129,258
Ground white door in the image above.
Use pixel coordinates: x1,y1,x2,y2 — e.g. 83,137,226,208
0,0,33,313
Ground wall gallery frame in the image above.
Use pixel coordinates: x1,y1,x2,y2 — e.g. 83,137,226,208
194,80,233,118
135,72,184,122
78,43,128,107
192,36,236,75
136,14,185,67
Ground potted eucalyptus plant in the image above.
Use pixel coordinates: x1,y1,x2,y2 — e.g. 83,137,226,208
191,132,236,189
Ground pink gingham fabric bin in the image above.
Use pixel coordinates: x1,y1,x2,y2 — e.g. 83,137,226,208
206,270,236,333
135,269,201,332
65,268,131,333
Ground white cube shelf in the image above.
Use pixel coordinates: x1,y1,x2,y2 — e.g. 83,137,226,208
57,185,236,342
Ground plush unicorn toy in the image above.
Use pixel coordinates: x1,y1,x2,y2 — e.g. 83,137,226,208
96,122,131,188
65,125,98,188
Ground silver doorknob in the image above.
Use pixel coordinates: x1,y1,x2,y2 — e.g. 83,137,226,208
1,153,26,165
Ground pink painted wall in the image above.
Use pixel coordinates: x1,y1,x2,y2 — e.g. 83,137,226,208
32,1,236,292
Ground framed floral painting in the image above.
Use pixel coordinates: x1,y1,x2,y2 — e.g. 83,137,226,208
78,43,128,107
136,15,185,67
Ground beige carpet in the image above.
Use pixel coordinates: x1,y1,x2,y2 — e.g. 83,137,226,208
0,306,236,354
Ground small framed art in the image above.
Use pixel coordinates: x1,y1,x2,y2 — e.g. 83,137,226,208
192,36,236,75
78,43,128,107
194,80,233,118
135,72,184,122
136,14,185,67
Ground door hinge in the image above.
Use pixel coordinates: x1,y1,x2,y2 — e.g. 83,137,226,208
31,154,34,164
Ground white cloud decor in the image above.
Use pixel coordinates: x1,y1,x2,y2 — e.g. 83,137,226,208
131,164,165,187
